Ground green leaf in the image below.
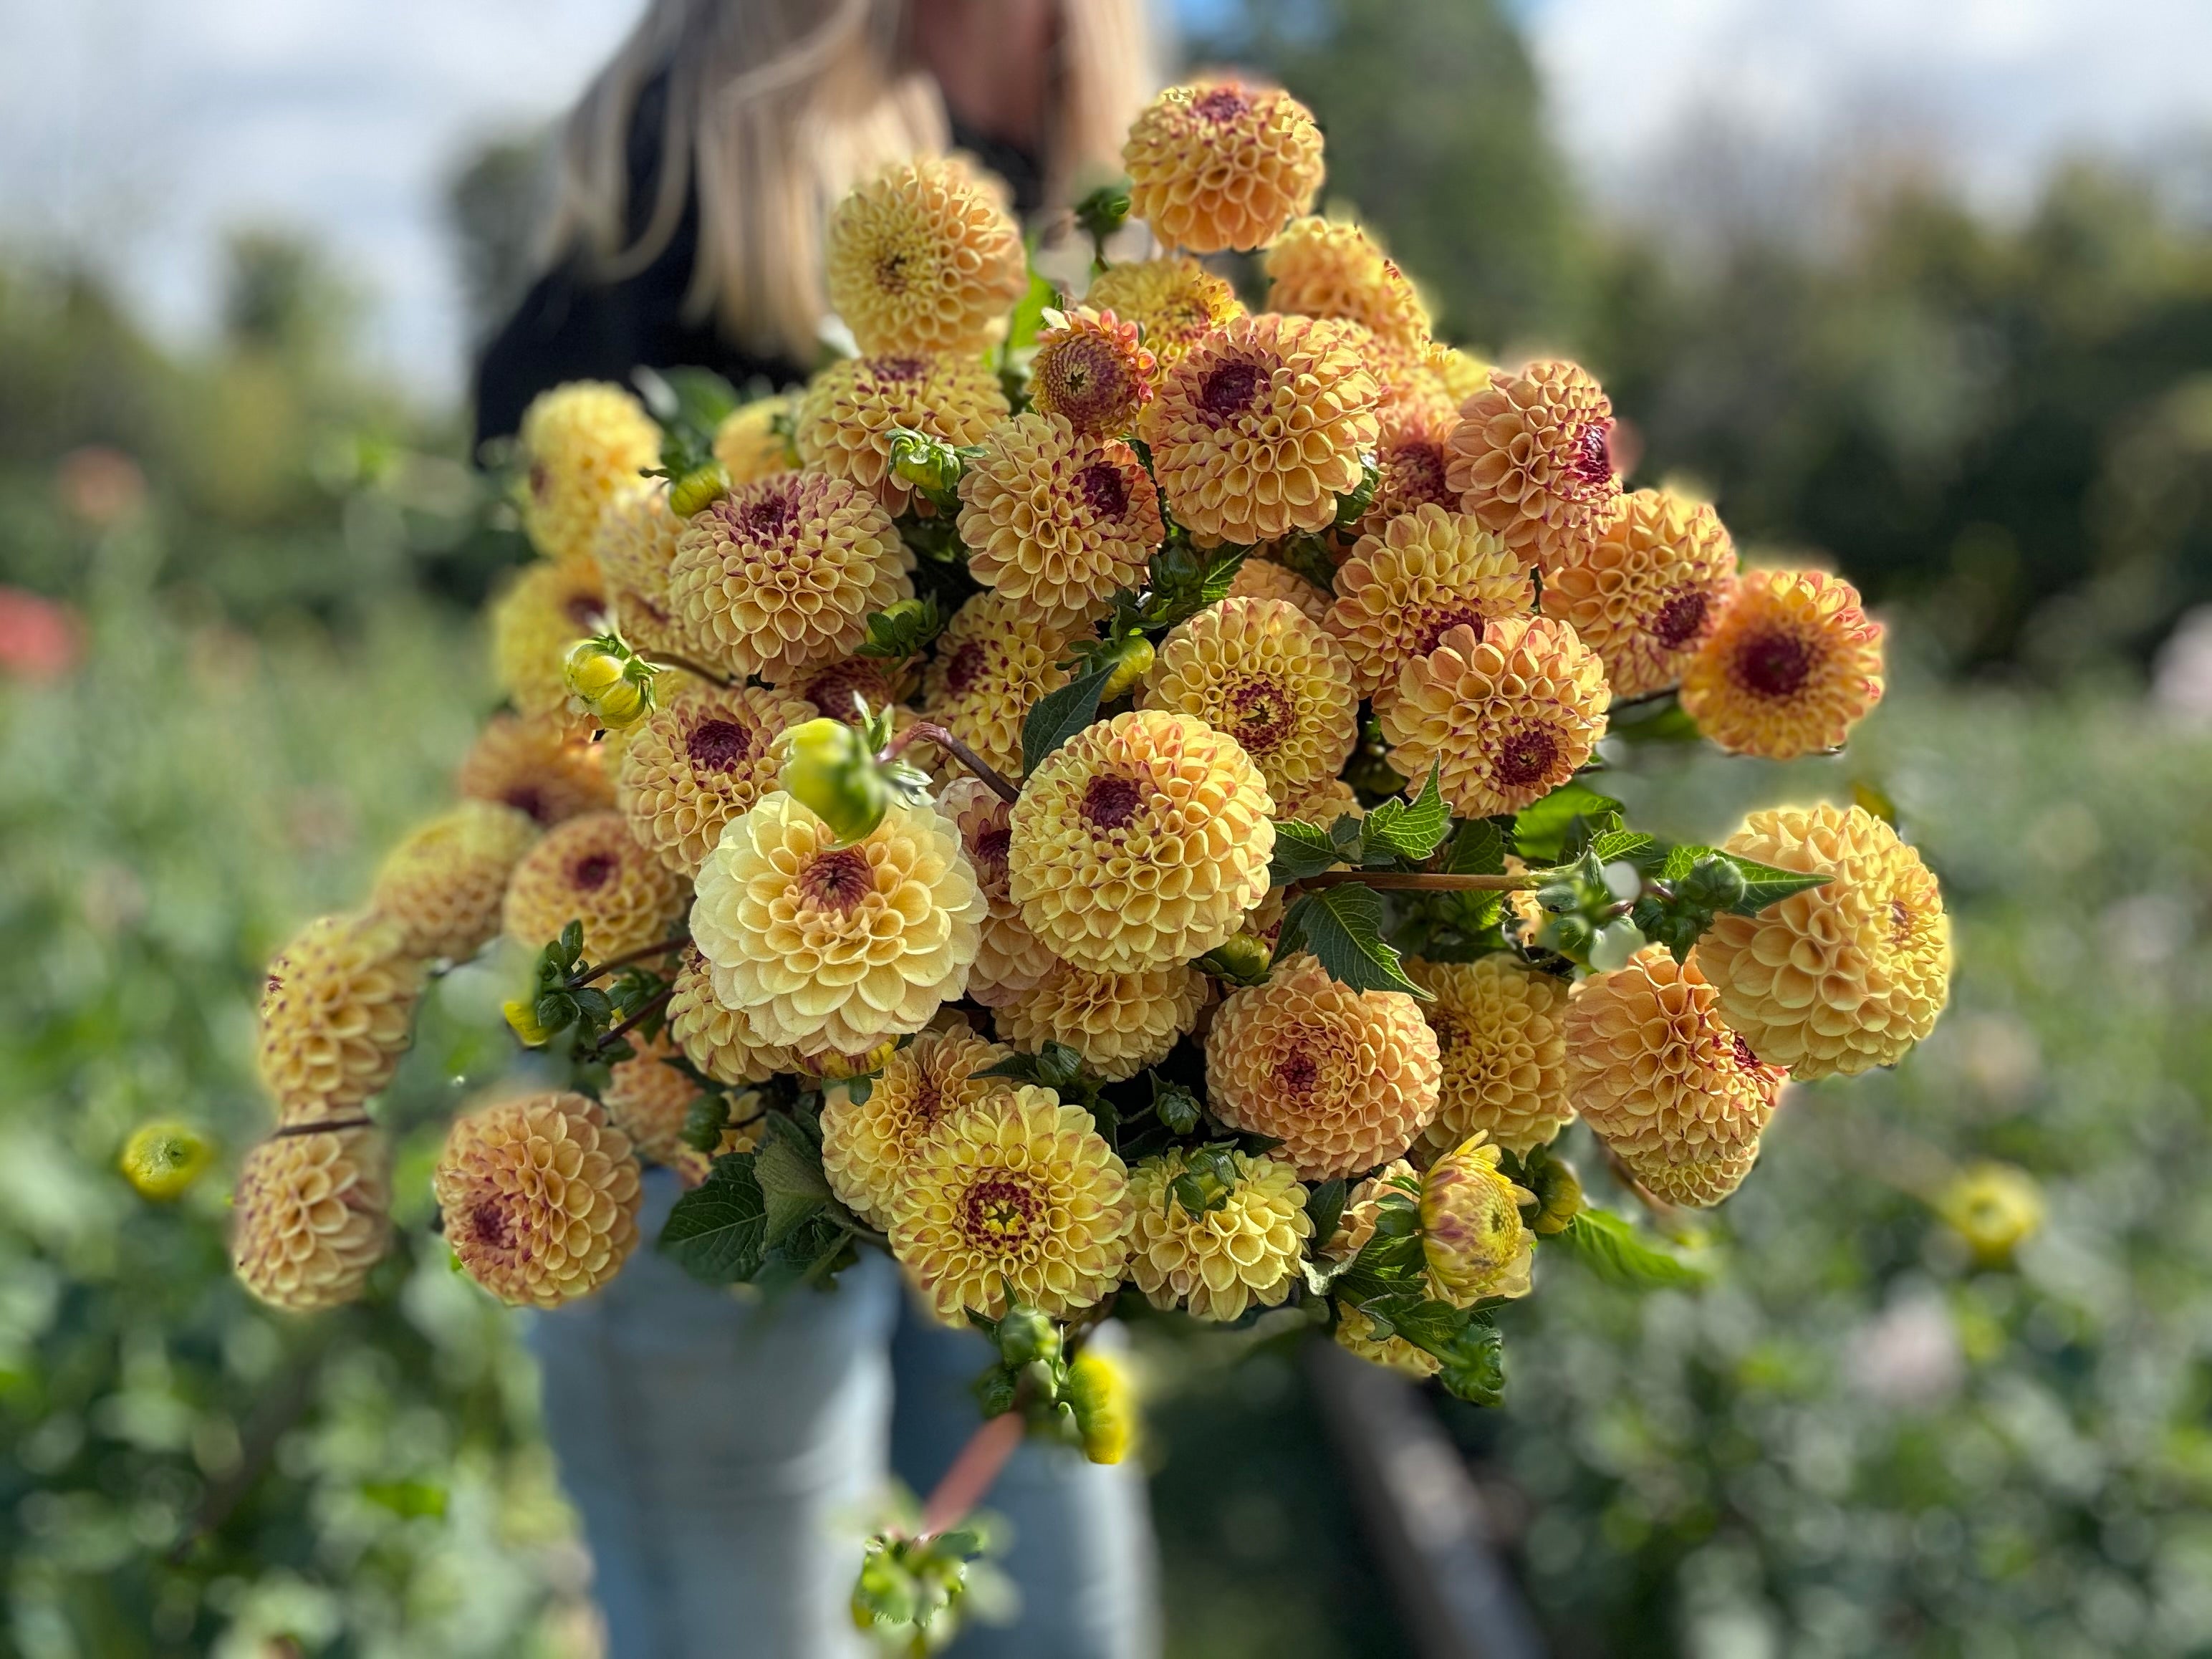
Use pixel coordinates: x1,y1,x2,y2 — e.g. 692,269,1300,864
1269,819,1343,885
1360,764,1452,863
754,1125,832,1246
1443,817,1509,875
1434,1319,1506,1408
1020,661,1117,776
1514,782,1625,864
1718,852,1831,915
1552,1208,1706,1291
1006,259,1059,352
1150,1074,1202,1135
658,1155,769,1283
856,595,945,661
1590,829,1661,872
1305,1178,1347,1250
1660,842,1713,882
1276,885,1427,999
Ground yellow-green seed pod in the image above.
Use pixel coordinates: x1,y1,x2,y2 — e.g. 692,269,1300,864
120,1120,214,1201
777,716,892,845
1065,1348,1133,1466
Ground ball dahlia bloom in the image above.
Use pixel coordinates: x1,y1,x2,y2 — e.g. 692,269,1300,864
1379,617,1610,817
516,381,660,562
600,1030,712,1168
617,680,817,877
994,959,1210,1083
1085,256,1244,368
1123,80,1324,254
1678,567,1885,760
257,912,424,1122
370,800,539,962
1127,1150,1312,1322
1358,409,1463,539
667,471,913,686
794,352,1009,515
1138,312,1380,548
230,1125,392,1312
712,395,797,484
1326,503,1535,703
955,415,1163,637
458,711,615,827
1408,954,1574,1160
1206,953,1442,1180
920,590,1073,782
1420,1134,1537,1306
1029,306,1156,438
1226,555,1332,625
1542,487,1736,700
665,943,797,1085
888,1083,1133,1323
1565,945,1787,1208
939,776,1059,1008
796,655,908,726
490,554,611,721
434,1090,643,1308
824,157,1027,358
1140,596,1359,803
500,809,688,961
1263,216,1430,350
1009,709,1274,973
1446,359,1621,575
1426,344,1494,407
1698,804,1951,1079
819,1016,1014,1229
594,482,699,664
690,791,983,1054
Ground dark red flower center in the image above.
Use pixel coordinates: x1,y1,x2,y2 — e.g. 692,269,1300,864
805,662,891,723
1078,460,1131,520
1415,606,1487,658
504,786,549,824
1080,774,1143,831
1192,86,1252,123
960,1176,1042,1246
1567,421,1614,490
875,355,928,383
1730,1034,1761,1072
686,718,752,772
943,641,989,698
528,461,551,503
1494,725,1561,789
799,846,873,912
570,852,618,890
565,592,609,630
736,489,800,541
1733,628,1814,698
1275,1048,1320,1096
973,824,1012,872
1889,898,1915,948
873,251,912,294
1228,675,1292,752
1042,340,1133,430
1198,360,1265,423
466,1198,515,1253
1388,440,1453,509
1650,588,1711,649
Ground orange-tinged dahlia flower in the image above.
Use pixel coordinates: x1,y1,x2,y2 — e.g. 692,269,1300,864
600,1029,708,1167
665,943,798,1085
257,913,423,1123
1226,555,1332,625
939,775,1060,1009
490,554,611,720
500,809,688,961
371,801,539,962
1263,216,1430,350
1085,256,1244,367
231,1125,392,1312
819,1016,1014,1229
1124,80,1324,254
920,590,1073,782
1409,955,1574,1159
594,482,699,663
1127,1149,1311,1322
1029,306,1156,437
994,959,1210,1083
794,352,1009,515
1542,487,1736,700
1447,359,1621,574
1357,408,1463,539
824,156,1027,357
1420,1134,1536,1305
712,395,797,484
458,711,615,827
1327,503,1534,703
1426,344,1494,407
617,680,817,876
1678,567,1885,759
516,381,660,562
435,1090,642,1308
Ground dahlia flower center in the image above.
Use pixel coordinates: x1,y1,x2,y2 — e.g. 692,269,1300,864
1078,459,1132,519
736,491,800,542
1198,360,1266,424
686,718,754,772
466,1198,515,1254
1730,1033,1761,1072
1888,897,1918,950
873,249,914,295
1388,441,1453,507
1079,774,1143,832
910,1074,946,1127
1733,628,1815,698
806,663,890,723
1650,587,1711,649
504,786,550,824
1494,724,1562,788
570,851,618,890
972,824,1012,875
1567,421,1614,491
943,641,989,698
1192,86,1252,122
565,593,610,630
1046,345,1132,431
1274,1047,1320,1097
960,1175,1042,1247
1415,607,1488,657
875,356,929,384
798,846,875,913
1227,675,1293,752
528,461,552,502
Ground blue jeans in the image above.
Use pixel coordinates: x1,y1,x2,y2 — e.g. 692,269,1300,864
526,1172,1160,1658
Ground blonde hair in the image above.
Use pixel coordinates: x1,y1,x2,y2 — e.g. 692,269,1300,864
547,0,1154,364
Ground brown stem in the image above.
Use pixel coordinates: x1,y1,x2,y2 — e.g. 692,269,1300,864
569,933,692,986
592,986,675,1057
918,1412,1026,1539
888,721,1021,804
269,1117,375,1138
643,651,736,688
1297,870,1542,892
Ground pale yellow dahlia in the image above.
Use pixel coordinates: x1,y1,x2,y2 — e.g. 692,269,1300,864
1139,313,1380,548
691,791,982,1054
231,1126,391,1312
617,681,817,876
1408,955,1574,1160
1366,335,1463,438
1426,344,1494,407
819,1017,1014,1228
1140,597,1358,803
1085,256,1244,368
794,352,1009,515
665,943,798,1085
1379,618,1610,817
500,809,688,960
1009,709,1274,973
1542,487,1736,700
1226,555,1332,625
940,776,1059,1008
1447,360,1621,575
1359,410,1463,538
491,554,612,720
1698,804,1951,1079
956,415,1163,635
516,382,660,562
1029,307,1156,438
1678,568,1885,760
1277,775,1362,827
458,711,615,827
795,655,909,724
594,482,698,663
666,471,913,686
1328,1160,1441,1375
1565,945,1787,1207
600,1029,706,1167
994,961,1209,1083
257,913,423,1122
920,590,1072,781
435,1091,642,1308
1124,80,1324,254
824,156,1027,358
1327,503,1536,703
888,1083,1133,1323
1620,1140,1764,1208
371,801,539,961
1263,216,1430,349
1206,953,1442,1180
1127,1150,1311,1322
713,395,797,484
1420,1134,1536,1305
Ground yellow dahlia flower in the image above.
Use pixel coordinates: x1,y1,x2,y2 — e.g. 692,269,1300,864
617,680,817,876
824,157,1026,358
819,1017,1014,1228
1426,344,1494,407
1699,804,1950,1078
956,415,1163,636
1357,410,1463,539
1140,312,1380,548
231,1126,391,1312
690,791,982,1054
1409,955,1574,1159
1447,359,1621,574
665,943,798,1085
1009,709,1274,973
1420,1134,1536,1305
1127,1150,1311,1322
1140,596,1358,802
1263,216,1430,349
458,711,615,827
1085,256,1244,368
795,655,909,724
257,913,423,1122
1379,617,1610,817
1327,503,1535,703
1124,80,1324,254
1938,1161,2044,1266
600,1030,707,1167
1206,953,1442,1180
1542,487,1736,700
490,554,611,720
920,590,1072,782
994,960,1209,1083
940,776,1059,1009
713,395,797,484
794,352,1009,515
1566,945,1786,1206
888,1083,1133,1323
594,482,699,663
435,1091,642,1308
1678,567,1885,759
500,809,688,961
370,801,539,962
516,381,660,562
1029,306,1156,438
1226,555,1331,625
1278,775,1362,827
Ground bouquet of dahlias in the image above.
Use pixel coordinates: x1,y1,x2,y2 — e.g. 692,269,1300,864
230,75,1951,1643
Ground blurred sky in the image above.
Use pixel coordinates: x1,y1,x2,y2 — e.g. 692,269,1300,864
2,0,2206,400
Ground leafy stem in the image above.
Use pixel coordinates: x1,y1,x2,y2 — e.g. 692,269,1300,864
884,719,1021,804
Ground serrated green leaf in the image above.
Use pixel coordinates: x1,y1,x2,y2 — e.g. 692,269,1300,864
1590,829,1661,872
1661,842,1713,882
1276,886,1427,999
1720,852,1832,915
1434,1318,1505,1407
1361,764,1452,862
1443,817,1508,875
1020,661,1117,776
658,1155,768,1283
1514,782,1627,864
1269,819,1342,885
754,1127,831,1246
1552,1208,1706,1290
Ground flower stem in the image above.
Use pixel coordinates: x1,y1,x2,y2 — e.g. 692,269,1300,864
918,1411,1026,1539
269,1117,375,1139
569,934,692,987
591,985,675,1057
887,721,1021,805
643,651,736,688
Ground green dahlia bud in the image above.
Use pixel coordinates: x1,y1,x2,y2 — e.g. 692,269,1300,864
1527,1156,1584,1236
120,1120,214,1201
994,1304,1060,1368
667,460,731,518
1097,633,1155,701
777,716,893,844
681,1092,732,1154
1678,852,1747,913
885,426,966,511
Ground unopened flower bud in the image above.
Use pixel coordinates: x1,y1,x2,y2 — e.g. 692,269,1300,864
666,461,731,519
1196,932,1271,986
563,635,658,731
1065,1349,1133,1466
120,1120,213,1201
1678,853,1747,913
1938,1162,2044,1266
885,426,966,511
1098,634,1155,701
1527,1156,1584,1236
778,716,893,844
995,1304,1059,1367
